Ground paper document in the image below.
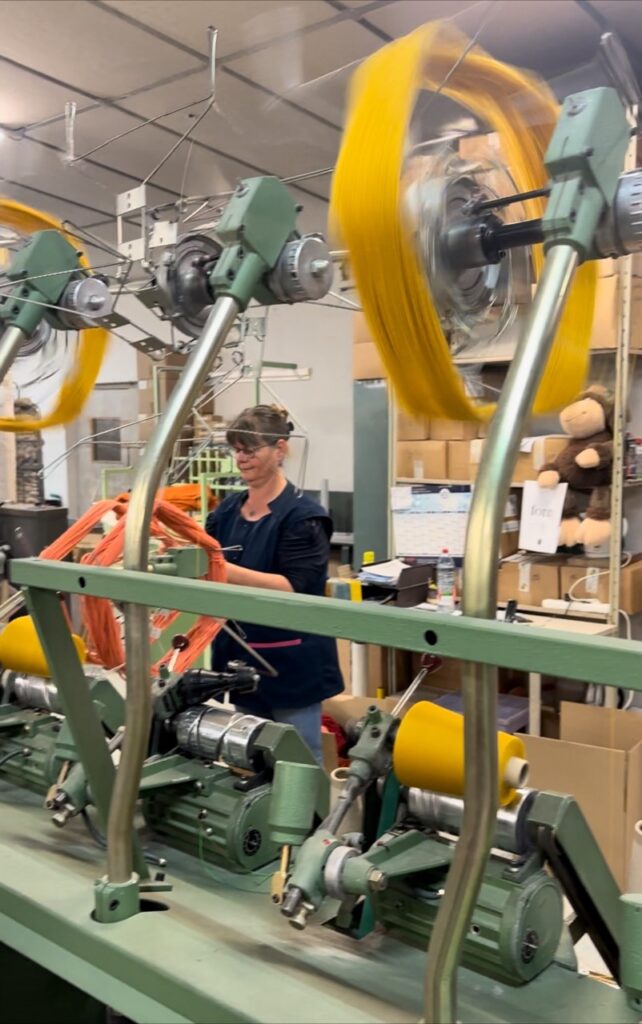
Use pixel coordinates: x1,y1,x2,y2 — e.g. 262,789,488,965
518,481,568,553
359,558,409,584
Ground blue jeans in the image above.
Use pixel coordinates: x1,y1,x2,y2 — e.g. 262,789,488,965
272,703,323,766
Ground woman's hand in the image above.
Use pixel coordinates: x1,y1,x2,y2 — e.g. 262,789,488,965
225,562,293,592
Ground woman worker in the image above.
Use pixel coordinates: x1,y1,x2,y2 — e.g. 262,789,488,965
206,405,344,764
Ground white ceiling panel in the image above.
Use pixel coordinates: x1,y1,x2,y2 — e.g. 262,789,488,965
103,0,334,60
0,0,198,96
446,1,599,77
0,133,172,224
0,60,87,130
123,68,340,182
30,107,187,183
226,17,380,117
365,0,481,36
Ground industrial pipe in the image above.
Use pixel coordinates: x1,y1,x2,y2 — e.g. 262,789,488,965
424,244,578,1023
106,295,239,884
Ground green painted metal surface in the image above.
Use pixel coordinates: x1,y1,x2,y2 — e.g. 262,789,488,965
0,230,80,335
24,588,148,878
0,786,634,1024
353,379,390,568
13,559,642,690
544,88,629,258
620,895,642,1009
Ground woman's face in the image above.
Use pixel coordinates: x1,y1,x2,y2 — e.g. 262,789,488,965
233,438,286,487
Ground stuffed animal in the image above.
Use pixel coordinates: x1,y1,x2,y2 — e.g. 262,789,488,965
537,386,614,548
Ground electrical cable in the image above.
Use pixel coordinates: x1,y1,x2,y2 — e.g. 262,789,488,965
80,808,166,867
330,19,598,421
0,748,30,770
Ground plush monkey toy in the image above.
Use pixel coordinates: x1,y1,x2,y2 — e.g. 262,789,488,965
537,386,614,548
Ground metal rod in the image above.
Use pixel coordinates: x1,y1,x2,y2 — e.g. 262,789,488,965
474,187,550,213
107,294,239,884
0,325,27,382
424,243,578,1024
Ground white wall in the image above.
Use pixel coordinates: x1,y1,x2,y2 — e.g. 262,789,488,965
213,299,353,492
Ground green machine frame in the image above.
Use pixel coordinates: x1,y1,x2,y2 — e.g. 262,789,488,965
3,72,642,1024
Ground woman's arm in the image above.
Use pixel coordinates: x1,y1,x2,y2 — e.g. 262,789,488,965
224,562,293,592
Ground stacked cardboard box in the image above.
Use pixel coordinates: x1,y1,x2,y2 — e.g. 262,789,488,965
353,312,386,380
559,556,642,615
525,703,642,887
497,555,562,606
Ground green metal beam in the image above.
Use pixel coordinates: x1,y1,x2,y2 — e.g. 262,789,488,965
24,587,148,879
11,559,642,690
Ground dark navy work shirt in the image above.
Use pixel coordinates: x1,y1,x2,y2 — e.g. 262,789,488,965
206,481,344,711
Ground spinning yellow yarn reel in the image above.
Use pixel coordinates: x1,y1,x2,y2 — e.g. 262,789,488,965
403,142,532,353
330,20,599,422
0,200,111,432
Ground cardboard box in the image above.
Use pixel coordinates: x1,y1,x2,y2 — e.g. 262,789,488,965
560,559,609,604
470,436,567,483
397,410,430,441
396,440,447,480
353,312,371,345
524,703,642,886
353,341,386,380
322,693,398,729
431,419,479,441
497,555,561,606
621,559,642,615
560,555,642,614
500,518,520,558
590,274,618,350
447,440,474,481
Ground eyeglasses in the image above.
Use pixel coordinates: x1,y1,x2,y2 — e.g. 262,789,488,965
231,444,271,458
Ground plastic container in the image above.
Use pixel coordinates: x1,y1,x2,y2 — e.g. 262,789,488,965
436,548,456,612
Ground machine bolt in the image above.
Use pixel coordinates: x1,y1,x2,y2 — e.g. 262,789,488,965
205,827,214,837
198,808,207,819
521,929,539,964
367,868,388,892
310,258,330,277
88,293,105,311
194,781,204,792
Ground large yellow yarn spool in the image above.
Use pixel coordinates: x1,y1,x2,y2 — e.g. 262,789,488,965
0,614,86,678
393,701,527,806
330,20,597,420
0,199,109,432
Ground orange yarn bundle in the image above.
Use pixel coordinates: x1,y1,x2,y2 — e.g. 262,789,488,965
116,483,218,515
39,498,227,675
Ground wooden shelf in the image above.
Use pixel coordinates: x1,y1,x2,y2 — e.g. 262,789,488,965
450,346,642,366
396,478,524,487
496,601,611,623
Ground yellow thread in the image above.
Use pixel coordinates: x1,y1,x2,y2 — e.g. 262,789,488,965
331,21,597,420
393,700,525,806
0,199,109,431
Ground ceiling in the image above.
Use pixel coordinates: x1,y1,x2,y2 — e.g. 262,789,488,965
1,0,641,261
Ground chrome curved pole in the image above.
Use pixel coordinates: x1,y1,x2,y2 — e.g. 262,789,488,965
106,295,239,883
424,244,579,1022
0,325,27,382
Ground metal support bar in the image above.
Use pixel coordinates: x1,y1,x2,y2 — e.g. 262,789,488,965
109,295,239,886
23,588,147,877
0,325,26,382
424,244,579,1024
11,558,642,689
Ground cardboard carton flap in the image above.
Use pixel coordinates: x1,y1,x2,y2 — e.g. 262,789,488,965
524,733,628,884
561,702,642,752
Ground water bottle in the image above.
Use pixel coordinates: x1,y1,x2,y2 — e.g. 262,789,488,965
436,548,456,613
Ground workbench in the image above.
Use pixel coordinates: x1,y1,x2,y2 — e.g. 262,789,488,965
0,781,634,1024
